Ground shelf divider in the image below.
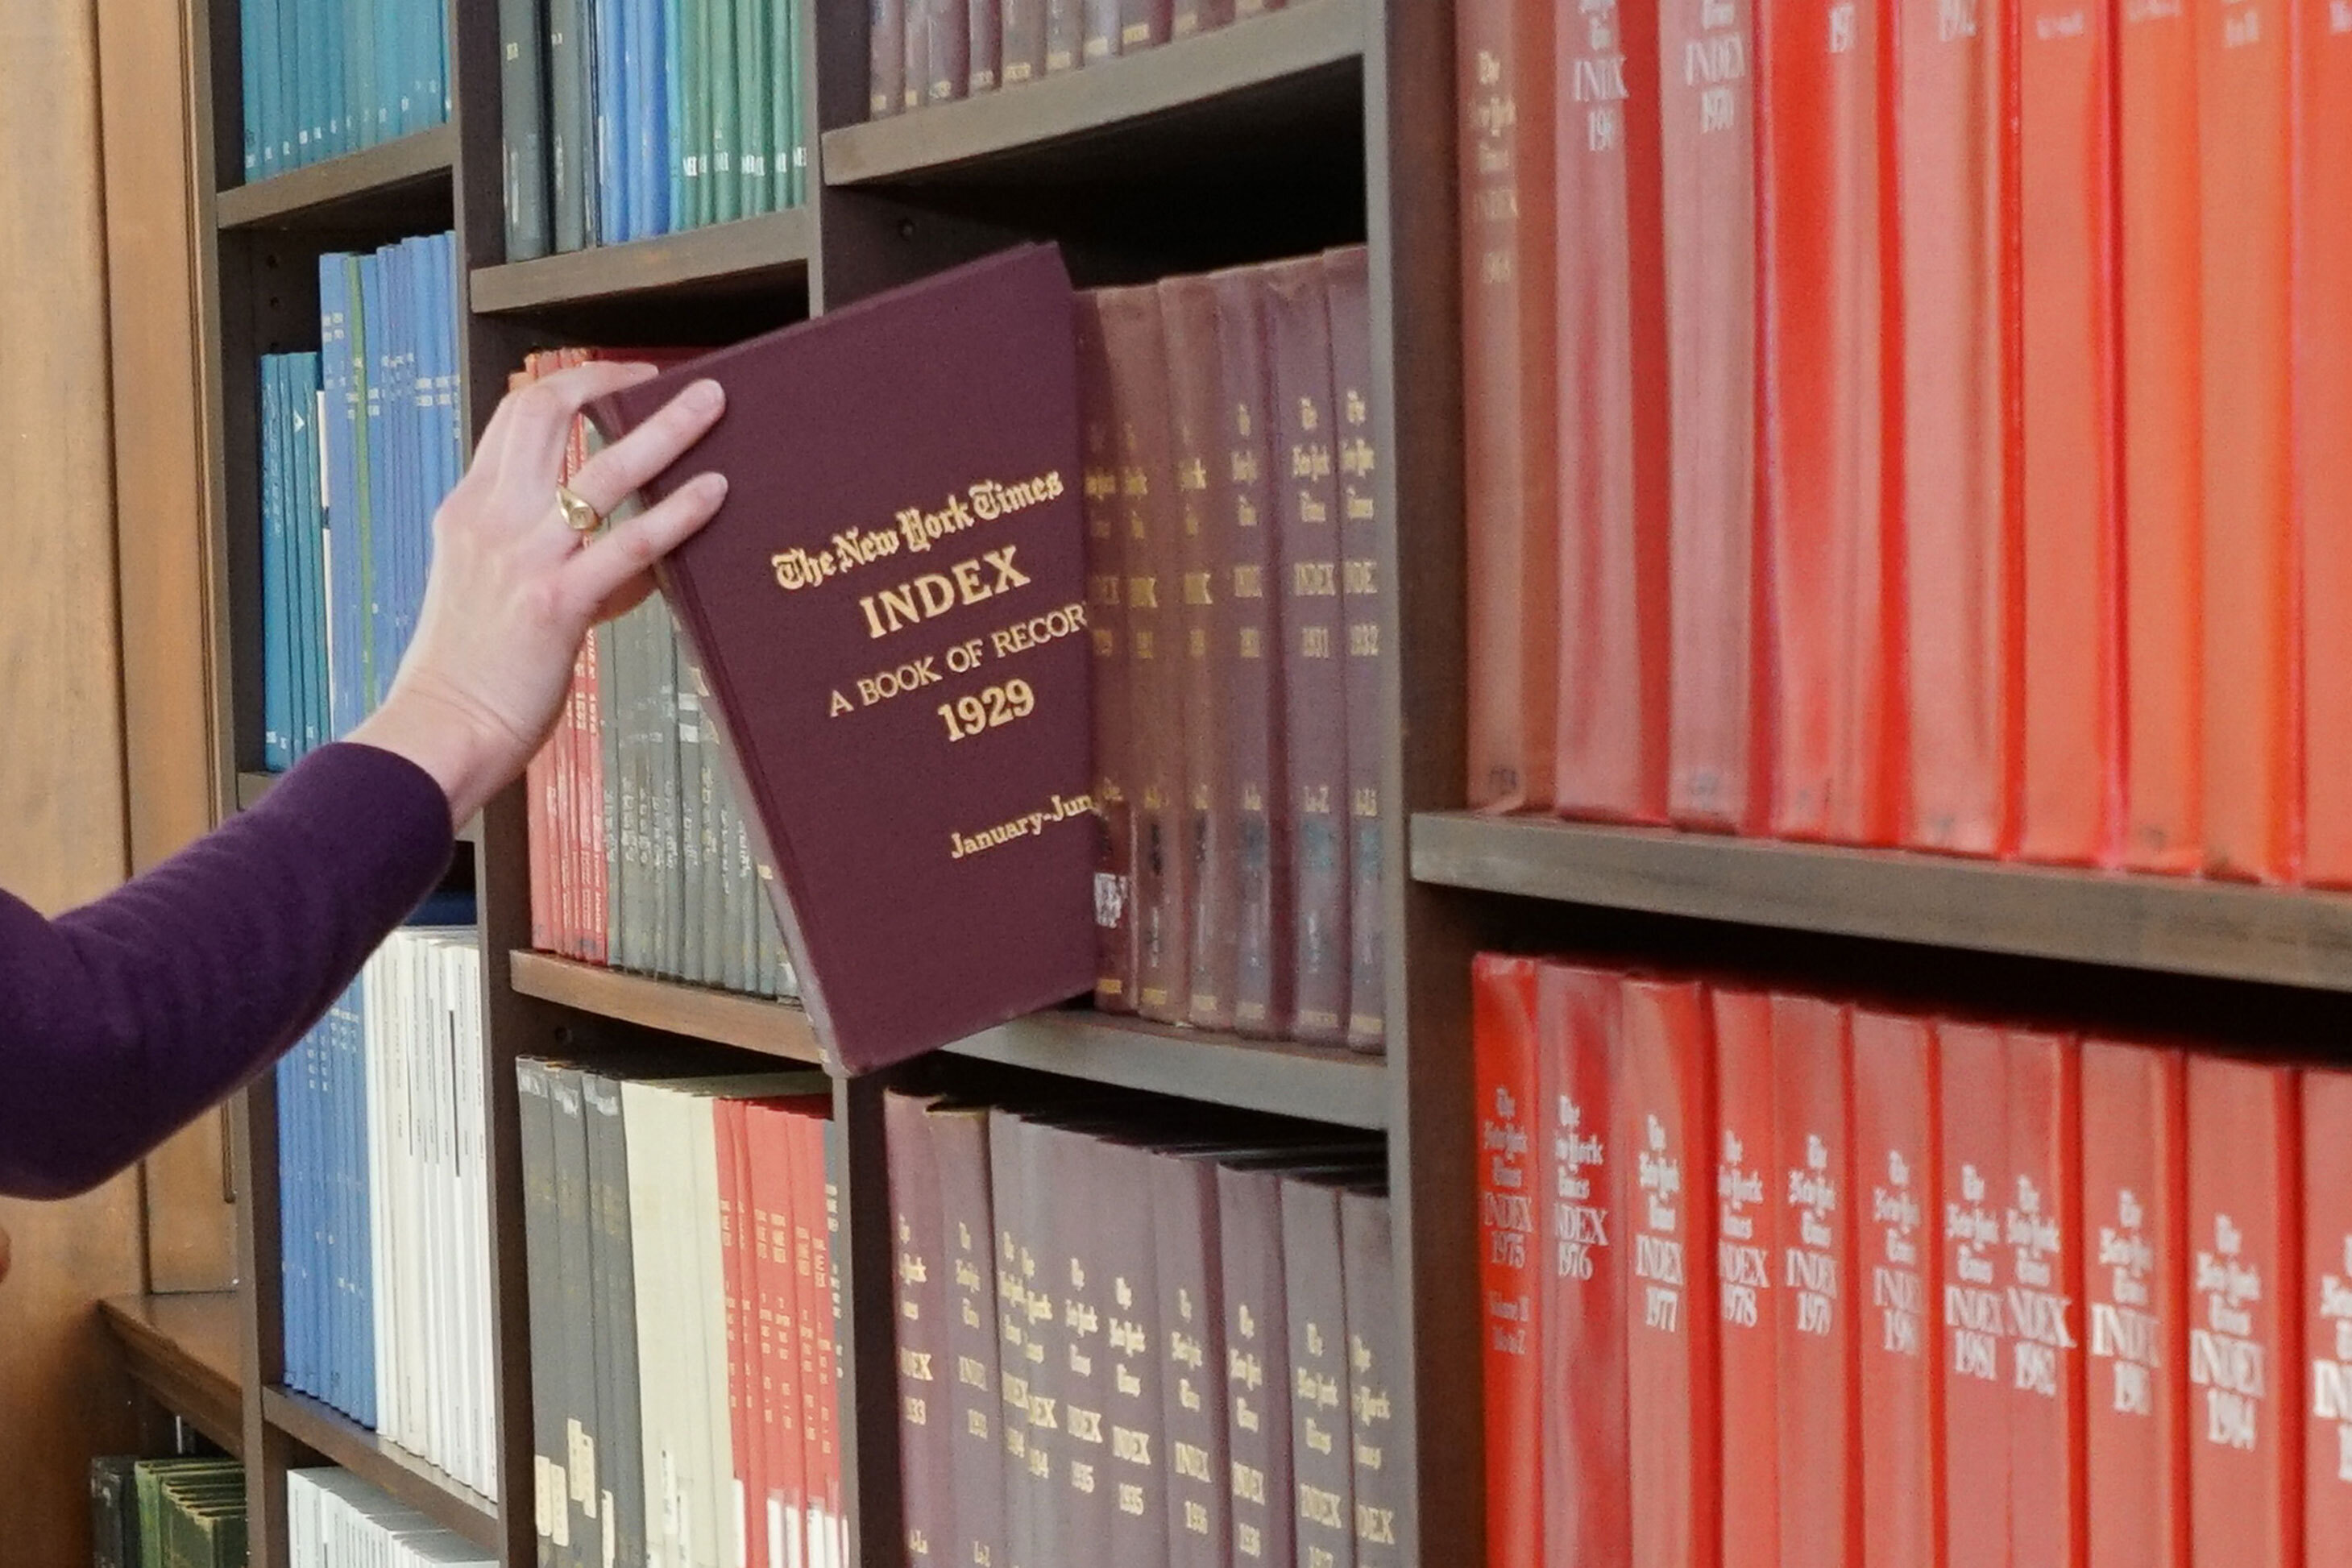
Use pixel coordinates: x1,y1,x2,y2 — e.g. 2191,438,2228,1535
261,1387,500,1550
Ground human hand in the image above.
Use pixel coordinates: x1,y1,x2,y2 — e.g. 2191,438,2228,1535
350,362,728,828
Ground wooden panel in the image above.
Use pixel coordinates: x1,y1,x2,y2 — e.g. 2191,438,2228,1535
99,1292,245,1456
214,124,458,230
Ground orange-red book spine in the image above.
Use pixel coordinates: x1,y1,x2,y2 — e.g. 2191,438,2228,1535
1939,1019,2010,1568
2186,1056,2303,1567
1659,0,1762,835
747,1102,812,1568
1553,0,1670,824
1773,994,1860,1568
1759,0,1892,846
1459,0,1559,812
2001,1031,2084,1568
1475,954,1542,1568
2197,0,2300,882
2294,0,2352,884
717,1098,769,1568
2114,0,2204,874
2015,0,2120,865
2079,1040,2188,1568
1621,975,1719,1568
2302,1068,2352,1558
1714,988,1780,1568
1896,0,2018,857
1537,962,1632,1562
1853,1009,1942,1568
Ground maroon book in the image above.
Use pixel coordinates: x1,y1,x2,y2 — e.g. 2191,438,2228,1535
587,246,1095,1072
1077,293,1142,1014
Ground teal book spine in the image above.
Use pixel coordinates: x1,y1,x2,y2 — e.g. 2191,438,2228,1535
239,0,261,175
252,0,283,177
371,0,398,144
293,355,324,757
770,0,796,207
735,0,766,216
262,357,292,770
708,0,737,225
663,0,685,231
681,0,706,227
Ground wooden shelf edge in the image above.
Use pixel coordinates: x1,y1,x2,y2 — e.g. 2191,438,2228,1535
470,207,815,315
262,1387,499,1549
943,1010,1390,1128
820,0,1365,185
1411,810,2352,993
100,1292,245,1458
216,124,456,230
508,950,826,1060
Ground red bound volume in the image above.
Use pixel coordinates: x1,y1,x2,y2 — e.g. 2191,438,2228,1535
1620,975,1718,1568
2198,0,2299,882
2016,0,2119,865
1097,285,1193,1026
1474,954,1542,1568
719,1099,769,1568
1773,995,1860,1568
1458,0,1559,811
1537,962,1632,1563
1553,0,1670,826
2303,1068,2352,1558
1159,274,1236,1031
1658,0,1761,834
1713,989,1780,1568
1896,0,2018,857
2186,1056,2303,1567
2080,1040,2188,1568
748,1102,815,1568
1077,292,1140,1015
1852,1009,1941,1568
1263,257,1349,1047
1322,245,1385,1052
2296,0,2352,884
2002,1031,2084,1568
1759,0,1889,846
2115,0,2203,873
1938,1020,2010,1568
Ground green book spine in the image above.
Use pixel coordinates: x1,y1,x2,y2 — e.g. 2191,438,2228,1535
655,599,684,975
682,0,708,226
708,0,739,223
736,0,768,214
674,622,707,985
774,0,799,207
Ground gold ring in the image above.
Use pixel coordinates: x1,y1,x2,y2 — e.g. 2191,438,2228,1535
555,483,603,533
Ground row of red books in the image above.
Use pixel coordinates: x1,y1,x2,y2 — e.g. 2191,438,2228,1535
1457,0,2352,881
1475,952,2352,1567
1076,250,1386,1052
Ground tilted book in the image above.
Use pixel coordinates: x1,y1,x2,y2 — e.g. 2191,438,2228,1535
588,244,1096,1072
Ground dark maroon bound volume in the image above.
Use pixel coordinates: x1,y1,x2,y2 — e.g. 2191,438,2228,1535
872,0,905,115
1342,1188,1401,1567
1076,295,1141,1014
927,1105,1005,1568
1210,266,1292,1041
1281,1175,1356,1568
1161,275,1237,1032
1122,0,1172,50
1098,285,1192,1026
969,0,1002,92
923,0,968,102
988,1110,1039,1568
1264,257,1350,1047
1101,1140,1171,1568
902,0,925,110
884,1091,953,1564
1002,0,1046,83
1155,1157,1230,1567
1046,1125,1116,1566
1170,0,1230,35
1323,244,1385,1053
587,245,1095,1073
1218,1164,1295,1568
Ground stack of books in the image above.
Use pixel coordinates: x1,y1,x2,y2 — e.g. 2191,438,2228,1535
498,0,812,262
1474,952,2352,1564
258,234,463,771
880,1089,1395,1568
1077,248,1386,1052
868,0,1297,114
276,922,497,1498
237,0,450,181
1458,0,2351,882
287,1469,493,1566
90,1457,247,1568
515,1061,844,1568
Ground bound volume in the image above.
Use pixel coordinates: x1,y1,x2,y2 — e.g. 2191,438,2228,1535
587,245,1096,1072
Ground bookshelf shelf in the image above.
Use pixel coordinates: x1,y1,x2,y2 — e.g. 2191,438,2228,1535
215,124,457,233
819,0,1365,189
1411,811,2352,993
508,950,826,1061
101,1292,244,1458
469,207,817,318
261,1388,500,1551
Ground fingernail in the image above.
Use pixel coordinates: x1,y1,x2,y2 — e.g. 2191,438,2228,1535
687,379,725,415
699,472,730,501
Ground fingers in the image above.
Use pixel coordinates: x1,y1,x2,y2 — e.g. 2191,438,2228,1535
564,377,728,516
561,471,730,619
475,359,663,491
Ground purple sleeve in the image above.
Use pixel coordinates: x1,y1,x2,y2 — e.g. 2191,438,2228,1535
0,742,455,1198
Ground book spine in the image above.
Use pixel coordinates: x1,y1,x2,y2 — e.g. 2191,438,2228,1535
1018,1118,1064,1568
1083,0,1118,60
1076,293,1141,1015
550,0,585,251
263,359,292,773
2080,1041,2188,1568
1280,1178,1354,1568
723,1100,771,1568
738,0,769,216
1056,1130,1117,1565
924,0,968,102
813,1110,851,1568
1537,963,1633,1561
1102,1143,1169,1568
1474,954,1541,1568
931,1109,1006,1568
1341,1189,1401,1567
989,1111,1039,1568
683,0,709,226
1002,0,1046,84
596,0,624,244
2003,1031,2085,1568
1211,266,1292,1041
1323,246,1385,1052
676,636,706,983
2186,1056,2302,1566
1154,1159,1226,1568
1160,273,1238,1034
708,0,739,224
1265,257,1348,1047
1458,0,1559,812
2304,1068,2352,1558
1939,1020,2011,1568
1771,996,1860,1567
1119,0,1169,52
1047,0,1082,69
1620,976,1718,1567
2016,0,2120,865
520,1062,562,1561
2295,0,2352,884
748,1102,811,1568
1713,989,1780,1568
886,1092,953,1567
1219,1165,1294,1568
550,1068,601,1566
587,1075,649,1568
970,0,1002,91
2198,0,2299,881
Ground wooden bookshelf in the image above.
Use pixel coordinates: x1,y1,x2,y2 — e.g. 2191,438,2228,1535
508,951,826,1060
262,1388,500,1551
215,124,457,232
469,207,817,317
102,1292,244,1458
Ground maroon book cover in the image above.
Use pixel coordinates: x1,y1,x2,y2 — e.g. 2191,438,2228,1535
587,246,1095,1072
1077,292,1141,1016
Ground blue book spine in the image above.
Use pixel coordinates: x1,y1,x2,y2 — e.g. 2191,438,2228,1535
359,252,388,717
372,0,398,145
260,359,291,771
421,0,448,131
291,0,314,166
345,0,367,153
399,240,428,662
343,977,368,1426
275,1047,301,1392
622,0,649,237
251,0,283,178
276,0,300,168
292,356,322,758
596,0,624,244
663,0,684,232
318,256,351,736
239,0,262,176
309,0,334,157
